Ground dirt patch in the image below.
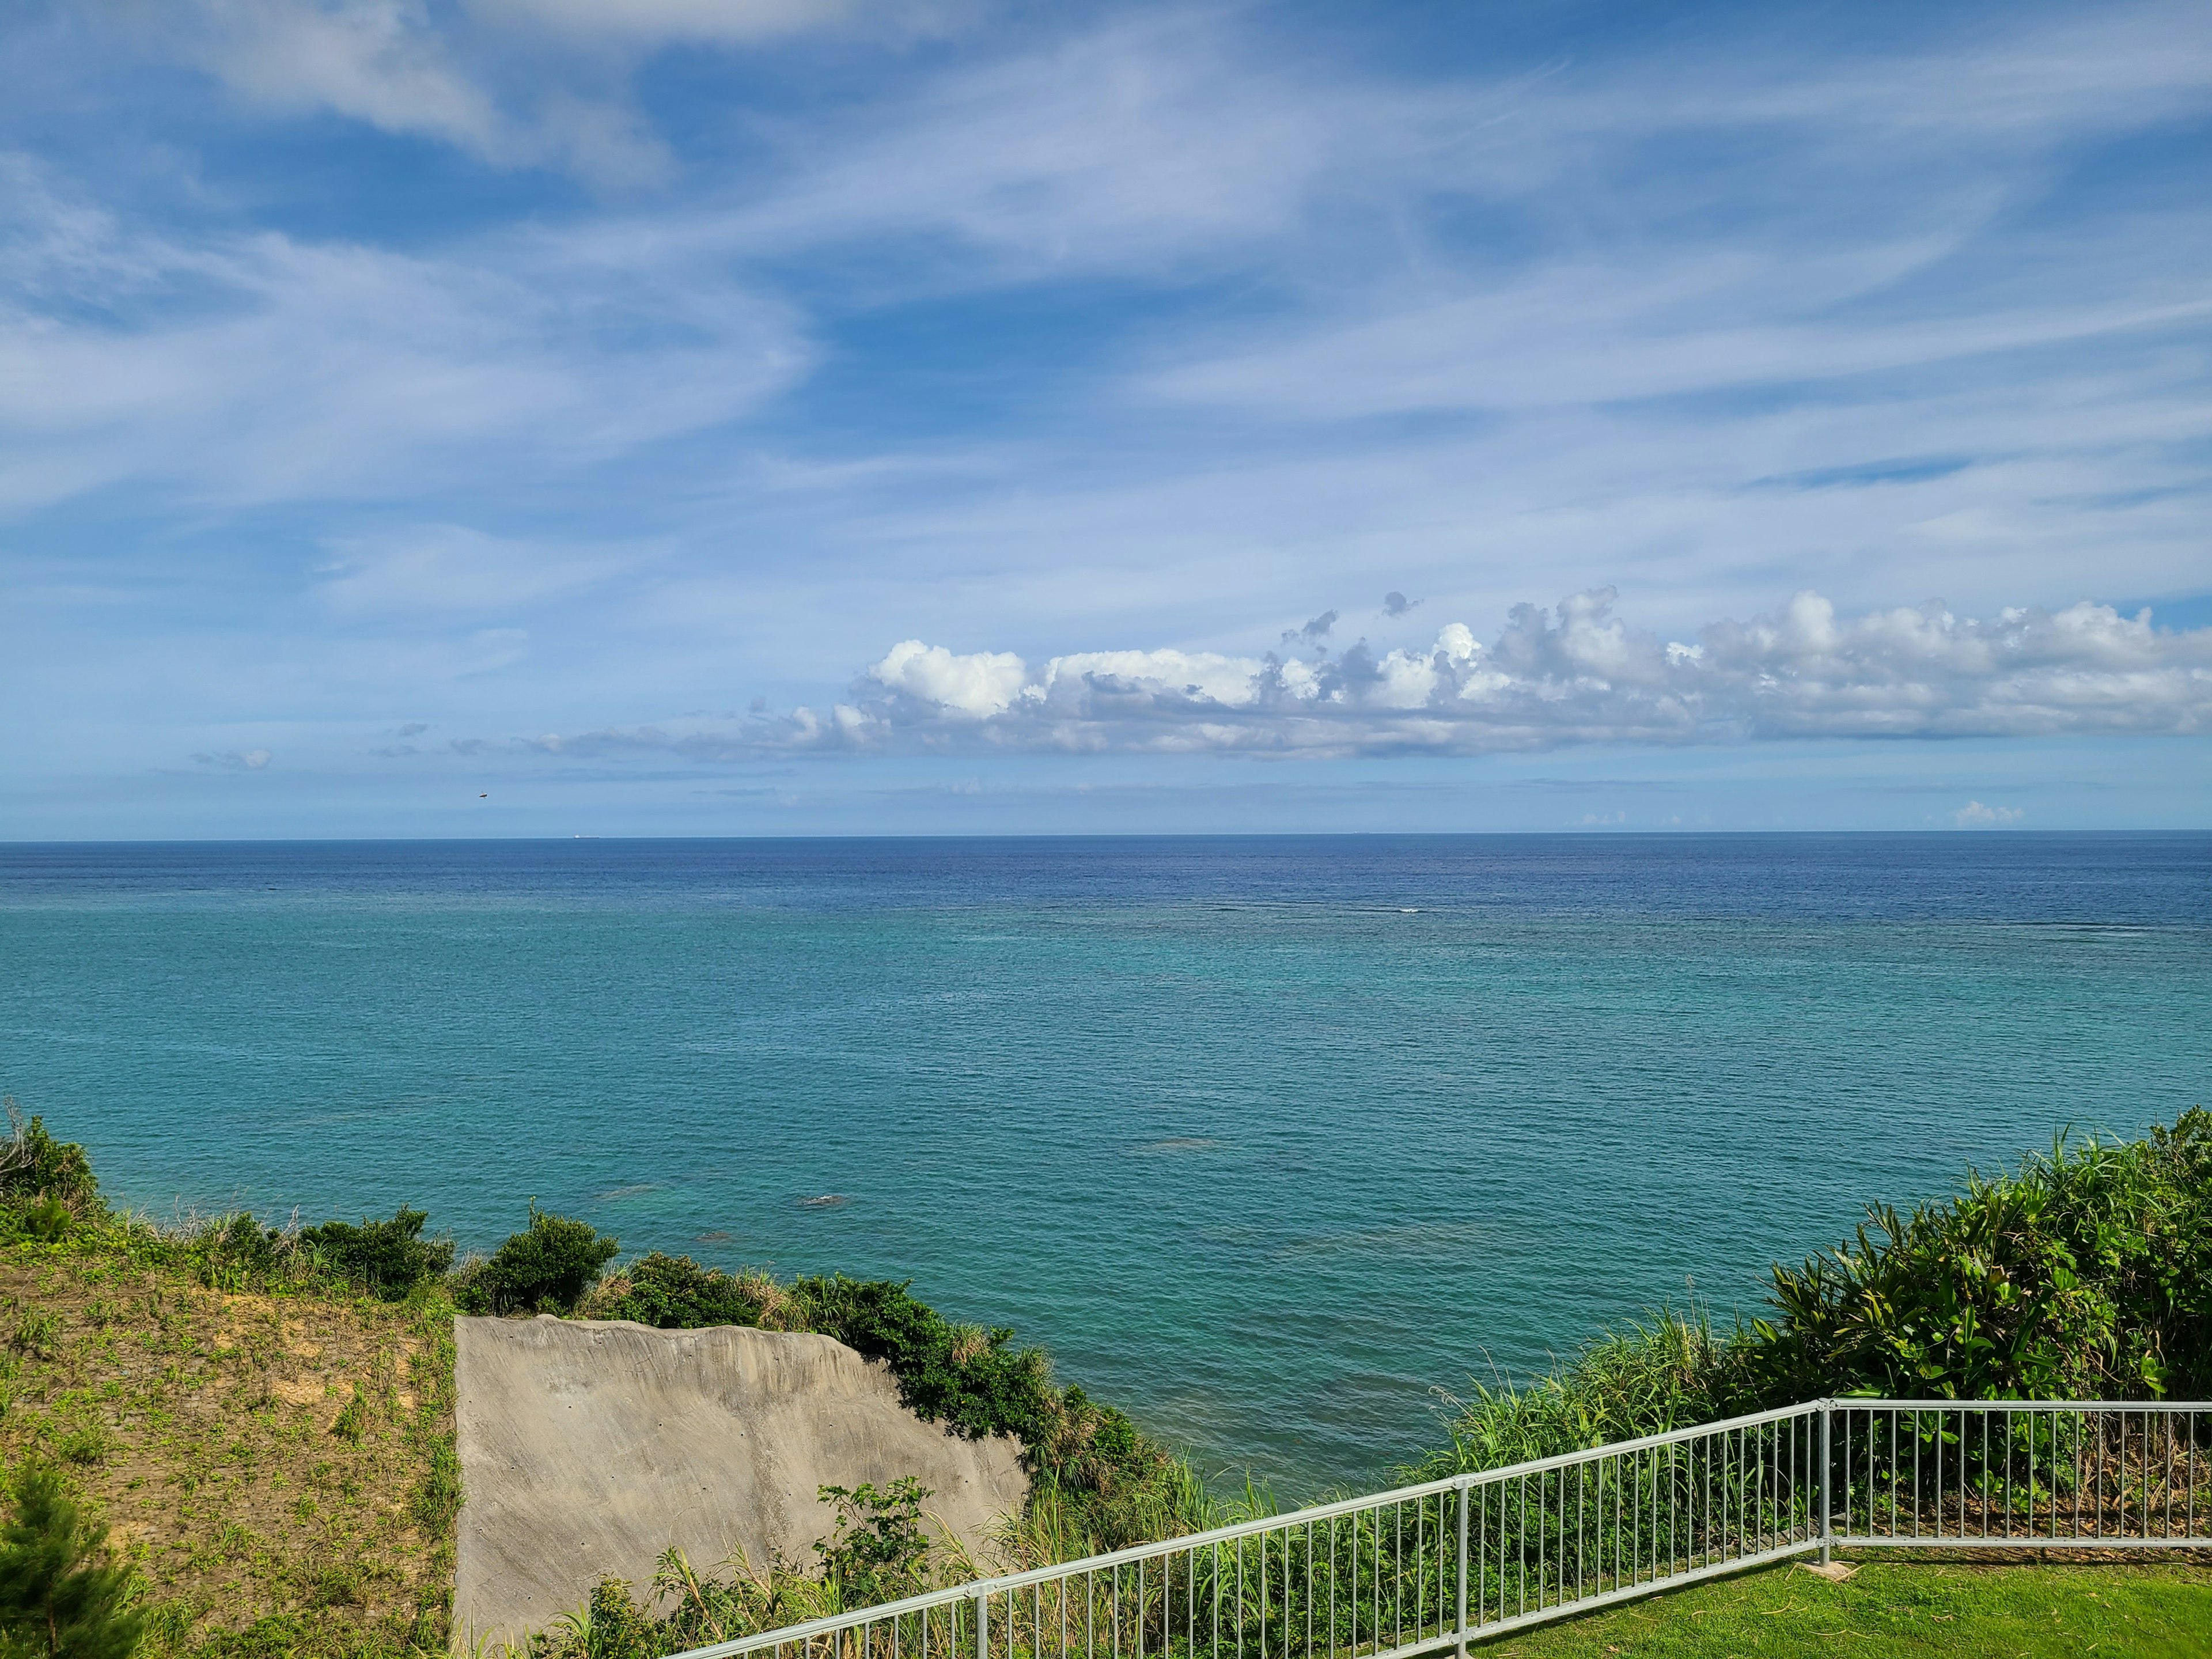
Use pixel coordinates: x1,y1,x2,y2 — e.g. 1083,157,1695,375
0,1244,454,1654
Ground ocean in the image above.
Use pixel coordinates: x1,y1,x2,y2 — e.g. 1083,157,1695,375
2,834,2206,1495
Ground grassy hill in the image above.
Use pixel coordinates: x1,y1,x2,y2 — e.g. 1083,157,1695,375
1,1230,456,1658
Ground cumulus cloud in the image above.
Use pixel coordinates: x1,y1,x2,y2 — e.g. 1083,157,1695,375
823,590,2212,756
491,589,2212,766
192,747,273,769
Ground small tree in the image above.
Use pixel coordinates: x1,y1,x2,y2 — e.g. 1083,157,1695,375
0,1466,143,1659
454,1205,619,1315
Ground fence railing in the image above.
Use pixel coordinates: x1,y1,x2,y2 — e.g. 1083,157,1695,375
671,1400,2211,1659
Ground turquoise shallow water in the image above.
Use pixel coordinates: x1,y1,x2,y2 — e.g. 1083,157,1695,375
2,834,2207,1496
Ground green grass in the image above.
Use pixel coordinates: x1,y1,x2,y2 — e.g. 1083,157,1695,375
0,1228,456,1658
1483,1556,2212,1657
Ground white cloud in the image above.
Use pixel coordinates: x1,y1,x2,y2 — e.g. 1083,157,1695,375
0,159,809,511
826,590,2212,757
495,589,2212,766
177,0,507,153
1952,800,2025,827
192,747,274,768
115,0,966,188
869,639,1027,719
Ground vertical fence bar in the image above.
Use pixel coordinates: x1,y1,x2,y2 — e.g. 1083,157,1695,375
1453,1481,1468,1658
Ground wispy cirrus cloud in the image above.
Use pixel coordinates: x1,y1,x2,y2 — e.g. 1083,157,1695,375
0,155,809,512
313,526,646,619
107,0,965,188
5,2,2211,834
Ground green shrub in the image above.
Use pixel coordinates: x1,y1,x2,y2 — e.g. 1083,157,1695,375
20,1196,73,1242
0,1107,100,1217
1745,1107,2212,1402
0,1464,145,1659
454,1206,619,1315
793,1275,1056,1442
581,1252,771,1328
1414,1109,2212,1478
811,1479,933,1607
1403,1310,1745,1479
329,1383,369,1444
298,1207,454,1301
194,1213,289,1290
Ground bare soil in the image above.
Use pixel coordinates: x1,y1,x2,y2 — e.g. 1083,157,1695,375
0,1240,454,1655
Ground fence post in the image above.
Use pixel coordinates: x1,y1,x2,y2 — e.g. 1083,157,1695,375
974,1590,988,1659
1819,1402,1833,1566
1455,1479,1470,1658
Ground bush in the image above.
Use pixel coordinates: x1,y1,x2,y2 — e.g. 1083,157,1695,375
1412,1109,2212,1478
794,1275,1056,1444
810,1479,933,1607
581,1252,773,1328
1745,1106,2212,1402
0,1106,100,1217
454,1206,619,1315
299,1207,455,1301
195,1213,289,1290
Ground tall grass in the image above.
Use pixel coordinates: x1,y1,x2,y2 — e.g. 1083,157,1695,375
1399,1308,1741,1480
1410,1109,2212,1483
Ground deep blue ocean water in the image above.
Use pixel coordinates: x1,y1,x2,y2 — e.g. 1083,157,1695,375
2,834,2207,1495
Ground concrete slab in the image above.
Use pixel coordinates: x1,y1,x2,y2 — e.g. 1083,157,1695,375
453,1316,1029,1649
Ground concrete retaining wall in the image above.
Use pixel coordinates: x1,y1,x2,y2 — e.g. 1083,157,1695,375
453,1316,1029,1648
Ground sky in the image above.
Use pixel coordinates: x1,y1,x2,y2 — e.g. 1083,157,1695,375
3,0,2210,838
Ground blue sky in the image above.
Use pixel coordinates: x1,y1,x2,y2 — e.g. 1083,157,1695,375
3,0,2209,836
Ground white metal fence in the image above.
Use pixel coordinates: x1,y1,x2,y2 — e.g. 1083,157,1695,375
672,1399,2212,1659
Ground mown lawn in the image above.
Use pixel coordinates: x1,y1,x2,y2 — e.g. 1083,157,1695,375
0,1233,456,1657
1484,1555,2212,1657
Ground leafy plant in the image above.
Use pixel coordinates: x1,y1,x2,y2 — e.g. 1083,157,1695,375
298,1209,454,1301
0,1464,144,1659
1744,1107,2212,1403
53,1427,107,1468
453,1206,619,1316
811,1479,932,1607
532,1483,950,1659
19,1200,71,1244
329,1383,368,1444
10,1312,57,1361
195,1214,289,1289
0,1107,100,1218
